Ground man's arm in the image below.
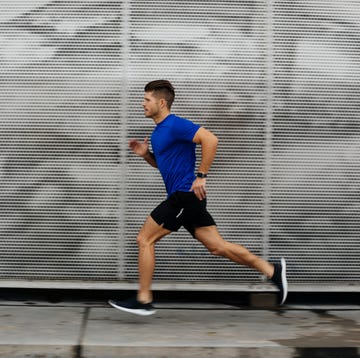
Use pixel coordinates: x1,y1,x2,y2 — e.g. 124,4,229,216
129,137,158,168
142,150,157,168
190,127,218,200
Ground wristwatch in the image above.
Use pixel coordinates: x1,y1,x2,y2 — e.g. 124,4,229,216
197,172,208,178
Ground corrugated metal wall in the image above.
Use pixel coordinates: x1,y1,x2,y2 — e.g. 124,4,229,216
0,0,359,289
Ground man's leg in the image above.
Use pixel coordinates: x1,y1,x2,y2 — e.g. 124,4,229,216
194,225,287,304
194,225,274,277
137,215,171,303
108,215,171,315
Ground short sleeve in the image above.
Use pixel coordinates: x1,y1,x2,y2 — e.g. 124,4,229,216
172,116,201,142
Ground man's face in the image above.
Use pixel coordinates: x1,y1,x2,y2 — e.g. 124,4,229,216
142,91,161,118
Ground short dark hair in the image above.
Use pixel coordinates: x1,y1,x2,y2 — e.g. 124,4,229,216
144,80,175,109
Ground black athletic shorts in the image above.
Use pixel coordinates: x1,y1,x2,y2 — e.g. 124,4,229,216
150,191,216,237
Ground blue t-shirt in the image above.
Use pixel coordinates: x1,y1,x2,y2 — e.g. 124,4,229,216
151,114,201,196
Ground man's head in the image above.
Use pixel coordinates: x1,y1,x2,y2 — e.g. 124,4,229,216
144,80,175,110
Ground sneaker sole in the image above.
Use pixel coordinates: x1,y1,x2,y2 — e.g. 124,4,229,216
280,257,288,305
108,300,156,316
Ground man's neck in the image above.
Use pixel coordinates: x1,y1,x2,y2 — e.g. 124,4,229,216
153,110,171,124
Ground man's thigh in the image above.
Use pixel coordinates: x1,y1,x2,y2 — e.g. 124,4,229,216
193,225,224,248
138,215,172,245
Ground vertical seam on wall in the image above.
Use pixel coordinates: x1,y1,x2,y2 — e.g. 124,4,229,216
263,0,274,265
117,0,131,280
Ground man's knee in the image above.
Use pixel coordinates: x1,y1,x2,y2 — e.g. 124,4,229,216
207,241,227,257
137,234,151,248
137,231,164,248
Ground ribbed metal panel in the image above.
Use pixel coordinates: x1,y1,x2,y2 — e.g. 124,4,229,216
0,1,123,280
0,0,359,288
269,0,360,282
124,0,268,283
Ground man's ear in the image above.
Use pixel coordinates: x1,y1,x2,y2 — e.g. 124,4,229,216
159,98,167,109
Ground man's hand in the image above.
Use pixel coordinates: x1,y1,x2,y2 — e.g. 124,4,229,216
190,177,207,201
129,137,150,158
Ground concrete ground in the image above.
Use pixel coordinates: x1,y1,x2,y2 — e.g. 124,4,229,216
0,290,359,358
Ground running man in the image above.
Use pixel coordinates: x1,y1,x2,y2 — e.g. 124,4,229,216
109,80,287,315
